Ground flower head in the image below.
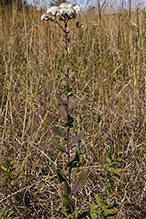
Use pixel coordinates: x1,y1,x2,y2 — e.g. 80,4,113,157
64,7,76,19
41,13,55,21
73,4,84,14
47,6,60,16
59,3,76,19
41,3,84,22
59,3,73,9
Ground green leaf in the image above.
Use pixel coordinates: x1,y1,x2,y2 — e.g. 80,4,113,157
106,151,112,159
109,168,121,176
6,210,14,218
87,201,96,211
64,57,70,67
111,175,120,180
95,194,104,209
107,200,118,209
65,118,74,128
64,85,72,95
70,163,77,174
51,140,68,154
61,209,68,217
0,166,7,172
72,168,87,194
70,130,84,145
106,157,111,164
87,202,98,219
56,95,67,106
69,99,80,109
67,151,83,167
59,106,67,118
54,169,69,183
68,158,79,174
63,181,70,195
104,208,116,217
67,160,78,168
111,161,122,165
117,158,126,163
0,182,6,186
91,213,98,219
75,151,83,162
62,194,75,213
52,126,67,140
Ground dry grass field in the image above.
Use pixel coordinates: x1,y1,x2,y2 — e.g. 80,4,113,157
0,1,146,218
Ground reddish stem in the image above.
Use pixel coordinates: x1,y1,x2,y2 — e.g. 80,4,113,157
64,19,71,195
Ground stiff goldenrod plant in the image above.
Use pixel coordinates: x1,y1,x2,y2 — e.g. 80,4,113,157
41,3,87,215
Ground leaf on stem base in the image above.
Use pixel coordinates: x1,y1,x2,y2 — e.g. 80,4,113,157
67,151,83,168
62,194,75,214
64,181,70,195
72,168,88,194
54,169,69,183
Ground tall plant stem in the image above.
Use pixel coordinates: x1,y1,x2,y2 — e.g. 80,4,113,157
64,19,71,195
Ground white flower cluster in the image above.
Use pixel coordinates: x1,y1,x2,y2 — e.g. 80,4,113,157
41,3,84,21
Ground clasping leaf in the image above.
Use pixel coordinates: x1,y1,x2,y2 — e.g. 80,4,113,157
72,168,87,194
51,140,68,154
70,130,84,145
52,126,67,140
